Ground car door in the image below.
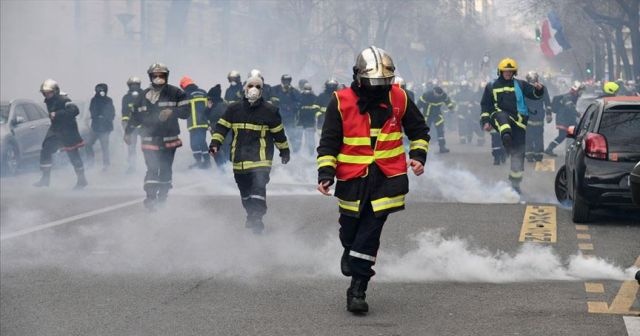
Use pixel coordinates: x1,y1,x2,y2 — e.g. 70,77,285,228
10,103,37,156
23,102,50,156
567,103,598,194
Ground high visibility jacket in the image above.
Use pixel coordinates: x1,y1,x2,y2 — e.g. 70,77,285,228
335,86,407,180
183,84,209,131
317,84,430,217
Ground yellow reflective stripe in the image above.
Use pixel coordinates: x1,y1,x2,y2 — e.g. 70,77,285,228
410,139,429,151
497,123,511,133
338,198,360,212
177,100,191,107
122,116,130,121
370,128,381,137
275,141,289,149
429,102,445,106
377,131,403,142
374,146,405,159
188,125,209,130
480,112,490,118
317,155,337,168
512,115,526,129
232,123,269,131
435,115,445,126
337,153,374,164
343,137,370,146
270,124,284,133
371,195,405,212
232,160,273,170
259,129,267,161
212,133,225,142
218,118,232,128
509,171,523,178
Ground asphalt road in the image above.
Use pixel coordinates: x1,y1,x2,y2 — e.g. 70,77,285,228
1,136,639,336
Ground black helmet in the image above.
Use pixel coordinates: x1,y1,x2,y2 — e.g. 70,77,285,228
324,78,339,92
281,74,292,86
94,83,108,94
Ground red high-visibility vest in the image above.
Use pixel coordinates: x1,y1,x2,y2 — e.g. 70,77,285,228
335,85,408,180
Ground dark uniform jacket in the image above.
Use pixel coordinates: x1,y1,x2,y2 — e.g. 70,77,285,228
121,89,143,126
224,84,243,104
525,88,551,125
550,92,579,127
297,91,319,128
417,91,454,119
315,89,335,130
210,97,290,173
183,84,209,131
317,83,430,217
89,94,115,133
480,77,544,125
44,94,84,147
125,84,190,146
271,85,300,127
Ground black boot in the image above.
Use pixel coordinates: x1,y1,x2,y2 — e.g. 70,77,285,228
347,278,369,313
200,154,212,169
73,167,88,190
189,154,202,169
545,141,558,157
341,248,352,277
501,133,512,153
34,167,51,187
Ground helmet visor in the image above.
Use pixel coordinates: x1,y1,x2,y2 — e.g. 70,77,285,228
360,76,395,87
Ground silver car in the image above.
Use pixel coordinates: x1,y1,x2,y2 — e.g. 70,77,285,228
0,99,51,176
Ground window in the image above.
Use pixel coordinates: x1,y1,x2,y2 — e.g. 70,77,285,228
576,104,597,137
25,103,47,121
599,108,640,153
13,104,28,123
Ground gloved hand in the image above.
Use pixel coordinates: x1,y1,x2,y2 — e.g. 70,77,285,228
123,134,132,145
208,140,218,155
158,109,172,122
281,153,290,164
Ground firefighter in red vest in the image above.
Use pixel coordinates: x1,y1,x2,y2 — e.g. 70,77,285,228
317,46,430,314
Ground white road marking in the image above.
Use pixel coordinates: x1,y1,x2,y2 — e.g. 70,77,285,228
625,316,640,336
1,198,143,241
1,183,202,241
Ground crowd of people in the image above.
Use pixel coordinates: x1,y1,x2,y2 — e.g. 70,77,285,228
32,46,640,315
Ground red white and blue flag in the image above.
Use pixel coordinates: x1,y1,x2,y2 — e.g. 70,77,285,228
540,11,571,57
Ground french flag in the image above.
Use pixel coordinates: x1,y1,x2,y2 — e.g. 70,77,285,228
540,11,571,57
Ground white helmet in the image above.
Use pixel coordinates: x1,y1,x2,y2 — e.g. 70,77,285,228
40,79,59,94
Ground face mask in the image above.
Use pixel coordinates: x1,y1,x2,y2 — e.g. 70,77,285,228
246,87,261,102
99,91,106,97
229,81,237,86
152,77,166,86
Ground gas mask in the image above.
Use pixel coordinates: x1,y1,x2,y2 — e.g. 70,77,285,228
245,87,261,103
152,77,166,86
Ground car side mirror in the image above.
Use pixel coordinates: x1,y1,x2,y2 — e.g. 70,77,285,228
566,125,576,139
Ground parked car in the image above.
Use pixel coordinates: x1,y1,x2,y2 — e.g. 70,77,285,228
0,99,51,176
631,161,640,207
554,96,640,222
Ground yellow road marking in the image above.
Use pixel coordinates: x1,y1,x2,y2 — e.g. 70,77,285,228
575,225,589,231
585,283,605,293
577,233,591,240
579,243,594,250
518,205,557,243
609,281,640,314
587,256,640,316
588,301,609,313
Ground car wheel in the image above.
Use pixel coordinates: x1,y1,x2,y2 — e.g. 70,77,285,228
1,143,19,176
572,195,591,223
554,165,569,203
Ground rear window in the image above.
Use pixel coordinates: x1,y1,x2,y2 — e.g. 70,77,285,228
599,108,640,153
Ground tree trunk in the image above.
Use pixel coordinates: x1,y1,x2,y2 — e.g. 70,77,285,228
605,28,615,81
615,27,633,80
594,31,605,81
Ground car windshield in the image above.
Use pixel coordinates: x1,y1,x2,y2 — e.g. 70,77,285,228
0,104,9,124
599,107,640,153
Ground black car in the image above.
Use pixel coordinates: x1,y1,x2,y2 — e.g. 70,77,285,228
631,161,640,207
554,96,640,222
0,99,51,176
